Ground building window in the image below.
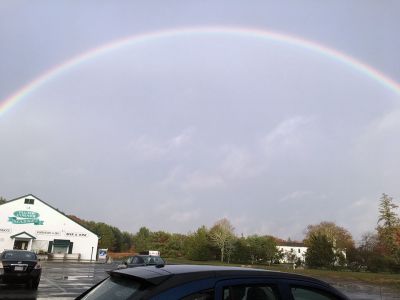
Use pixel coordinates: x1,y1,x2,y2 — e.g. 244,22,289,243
298,249,301,253
24,198,34,205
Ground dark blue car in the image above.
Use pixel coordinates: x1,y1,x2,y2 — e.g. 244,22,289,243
77,264,349,299
117,255,166,270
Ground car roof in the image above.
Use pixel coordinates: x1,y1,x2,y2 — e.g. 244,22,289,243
2,249,36,254
110,264,330,287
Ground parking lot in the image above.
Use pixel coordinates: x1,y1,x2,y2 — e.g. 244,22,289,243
0,261,117,299
1,261,399,299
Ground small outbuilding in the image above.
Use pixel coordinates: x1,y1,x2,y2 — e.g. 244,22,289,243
0,194,99,261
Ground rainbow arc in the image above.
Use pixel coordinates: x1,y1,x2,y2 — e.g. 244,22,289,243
1,26,399,117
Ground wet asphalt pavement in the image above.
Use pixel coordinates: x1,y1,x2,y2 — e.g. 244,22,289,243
0,261,117,299
0,261,399,299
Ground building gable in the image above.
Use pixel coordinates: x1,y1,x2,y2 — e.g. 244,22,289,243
1,194,98,239
10,231,36,239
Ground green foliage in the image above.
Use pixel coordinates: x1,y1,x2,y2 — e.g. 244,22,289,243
345,194,400,272
185,226,215,261
246,235,277,265
68,215,132,252
376,193,400,266
304,221,354,250
164,233,186,257
120,231,134,252
378,193,399,228
94,222,117,250
305,234,335,269
133,227,152,252
231,237,250,263
0,196,7,204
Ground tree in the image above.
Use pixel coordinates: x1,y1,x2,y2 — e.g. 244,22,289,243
164,233,186,258
304,221,354,250
305,234,335,269
246,235,277,265
185,226,214,261
304,222,353,267
284,248,297,264
121,231,134,252
348,231,400,272
95,223,117,250
209,218,236,262
376,193,400,266
151,231,171,255
133,227,152,253
0,197,7,204
378,193,399,228
231,237,251,263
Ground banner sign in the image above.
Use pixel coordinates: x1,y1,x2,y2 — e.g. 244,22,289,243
8,210,44,225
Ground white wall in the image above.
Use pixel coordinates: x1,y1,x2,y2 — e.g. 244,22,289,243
0,195,98,260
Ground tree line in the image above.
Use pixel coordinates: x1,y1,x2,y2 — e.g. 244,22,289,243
69,193,400,272
1,194,399,271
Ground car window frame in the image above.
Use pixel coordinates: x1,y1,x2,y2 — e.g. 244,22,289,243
214,277,285,300
283,279,349,300
150,277,216,299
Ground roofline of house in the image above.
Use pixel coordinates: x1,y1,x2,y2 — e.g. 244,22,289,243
2,194,99,239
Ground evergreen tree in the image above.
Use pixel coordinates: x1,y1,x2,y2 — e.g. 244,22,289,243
185,226,214,261
0,196,7,204
305,234,335,269
377,193,400,265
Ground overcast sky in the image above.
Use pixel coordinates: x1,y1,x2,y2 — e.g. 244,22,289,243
1,1,400,241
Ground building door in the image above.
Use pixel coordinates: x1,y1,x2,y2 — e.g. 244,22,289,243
14,239,28,250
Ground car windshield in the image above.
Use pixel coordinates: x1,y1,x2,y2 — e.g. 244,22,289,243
2,251,36,260
80,276,145,300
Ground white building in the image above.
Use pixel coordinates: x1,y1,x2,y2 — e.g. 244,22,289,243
277,242,308,264
0,194,99,261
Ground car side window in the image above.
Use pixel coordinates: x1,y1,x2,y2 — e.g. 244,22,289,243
223,284,280,300
180,289,214,300
155,257,163,264
132,257,143,264
291,286,340,300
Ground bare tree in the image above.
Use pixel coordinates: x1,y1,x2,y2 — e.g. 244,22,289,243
209,218,235,262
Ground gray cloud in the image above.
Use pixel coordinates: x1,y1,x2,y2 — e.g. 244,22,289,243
1,1,400,241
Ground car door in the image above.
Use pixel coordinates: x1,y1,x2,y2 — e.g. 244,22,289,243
215,277,285,300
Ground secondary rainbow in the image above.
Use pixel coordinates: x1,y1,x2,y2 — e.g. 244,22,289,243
1,26,400,117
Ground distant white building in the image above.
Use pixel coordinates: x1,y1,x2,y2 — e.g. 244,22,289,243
277,242,307,264
0,194,99,261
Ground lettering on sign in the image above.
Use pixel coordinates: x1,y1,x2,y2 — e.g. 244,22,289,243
0,228,11,233
35,230,61,236
65,232,87,237
8,210,44,225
